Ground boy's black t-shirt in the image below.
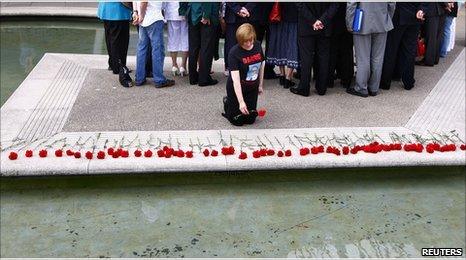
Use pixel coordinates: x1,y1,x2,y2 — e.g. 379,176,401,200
225,41,264,120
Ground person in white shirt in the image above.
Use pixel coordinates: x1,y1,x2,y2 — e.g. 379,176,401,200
163,1,189,77
133,1,175,88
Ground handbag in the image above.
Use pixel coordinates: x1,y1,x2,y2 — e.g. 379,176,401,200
417,38,426,57
352,3,363,32
269,2,281,23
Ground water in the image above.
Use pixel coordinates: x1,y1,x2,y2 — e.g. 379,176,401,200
1,167,464,257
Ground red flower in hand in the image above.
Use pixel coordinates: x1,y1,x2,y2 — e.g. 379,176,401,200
239,152,247,160
203,149,210,157
74,151,81,159
144,149,153,157
85,151,93,160
186,151,193,158
211,150,219,157
134,150,142,157
25,150,33,157
39,149,48,158
8,151,18,160
66,149,74,156
258,108,266,117
55,149,63,157
97,151,105,159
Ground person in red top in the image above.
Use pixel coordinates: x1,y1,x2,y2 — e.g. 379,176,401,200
222,23,265,126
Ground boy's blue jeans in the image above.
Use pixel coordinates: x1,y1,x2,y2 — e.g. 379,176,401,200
440,16,453,58
136,20,166,85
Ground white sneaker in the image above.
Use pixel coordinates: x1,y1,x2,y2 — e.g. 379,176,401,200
171,66,179,76
179,67,187,77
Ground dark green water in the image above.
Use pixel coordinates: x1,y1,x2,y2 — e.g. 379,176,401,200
1,167,465,257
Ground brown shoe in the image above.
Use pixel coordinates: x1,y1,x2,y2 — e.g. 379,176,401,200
155,79,175,88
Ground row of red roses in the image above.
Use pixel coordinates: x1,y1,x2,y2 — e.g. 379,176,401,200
6,142,465,161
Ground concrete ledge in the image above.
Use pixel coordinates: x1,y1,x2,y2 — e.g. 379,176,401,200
0,6,97,18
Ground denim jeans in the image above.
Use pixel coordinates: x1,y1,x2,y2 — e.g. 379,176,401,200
136,20,166,85
440,16,453,58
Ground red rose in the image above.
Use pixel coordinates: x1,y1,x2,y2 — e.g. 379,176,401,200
97,151,105,159
461,144,466,150
258,108,266,117
277,150,284,157
163,146,169,151
267,149,275,156
66,149,74,156
8,152,18,160
85,151,93,160
112,152,120,158
203,149,210,157
186,151,193,158
299,147,309,156
134,150,142,157
342,146,349,155
157,150,165,157
238,151,247,160
55,149,63,157
211,150,219,157
176,150,185,158
121,150,129,158
164,152,172,158
221,147,229,155
252,150,261,158
39,149,47,158
144,149,153,157
107,147,114,155
285,150,292,157
426,147,434,153
259,149,267,157
228,146,235,155
74,151,81,159
25,150,33,157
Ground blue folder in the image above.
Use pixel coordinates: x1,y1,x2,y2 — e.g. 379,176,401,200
352,8,363,32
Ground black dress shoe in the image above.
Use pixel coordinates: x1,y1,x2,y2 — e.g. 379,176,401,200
340,80,351,89
198,79,218,87
284,79,295,89
278,76,285,86
290,86,309,97
402,80,414,90
368,90,378,96
155,79,175,88
346,87,368,97
379,83,390,90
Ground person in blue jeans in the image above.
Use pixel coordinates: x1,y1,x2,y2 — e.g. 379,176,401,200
440,2,457,58
133,2,175,88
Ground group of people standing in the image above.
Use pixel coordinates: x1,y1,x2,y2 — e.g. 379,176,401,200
97,1,459,126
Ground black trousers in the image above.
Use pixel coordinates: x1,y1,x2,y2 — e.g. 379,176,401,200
103,20,129,74
188,22,217,85
298,34,330,95
328,31,354,86
424,15,446,66
380,24,420,89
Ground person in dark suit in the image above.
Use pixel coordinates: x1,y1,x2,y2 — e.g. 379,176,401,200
419,2,448,66
328,3,354,89
380,2,429,90
290,3,338,96
180,2,220,87
224,2,273,76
